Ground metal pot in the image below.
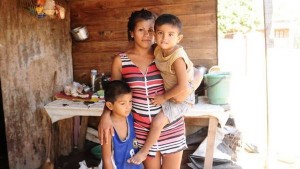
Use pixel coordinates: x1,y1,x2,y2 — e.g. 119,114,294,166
195,65,208,75
195,65,208,97
71,26,89,41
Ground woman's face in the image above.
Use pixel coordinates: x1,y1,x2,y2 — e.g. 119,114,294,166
131,19,155,49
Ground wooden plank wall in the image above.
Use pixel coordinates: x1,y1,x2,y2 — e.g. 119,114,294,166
0,0,73,168
70,0,217,85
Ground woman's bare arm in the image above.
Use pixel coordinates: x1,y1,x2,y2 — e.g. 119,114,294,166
98,55,122,145
98,106,113,145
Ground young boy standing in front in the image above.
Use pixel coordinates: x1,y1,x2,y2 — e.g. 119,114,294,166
101,80,142,169
128,14,195,165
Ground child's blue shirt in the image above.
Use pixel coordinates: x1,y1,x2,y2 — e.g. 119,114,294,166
112,113,142,169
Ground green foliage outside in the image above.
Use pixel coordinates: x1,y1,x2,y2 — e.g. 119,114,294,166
217,0,261,37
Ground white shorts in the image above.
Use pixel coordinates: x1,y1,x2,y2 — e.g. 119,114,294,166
162,90,195,122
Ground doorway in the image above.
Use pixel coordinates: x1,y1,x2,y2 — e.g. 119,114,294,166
217,0,267,168
218,0,300,168
264,0,300,168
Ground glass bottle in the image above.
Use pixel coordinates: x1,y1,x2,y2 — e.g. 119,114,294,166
101,72,109,91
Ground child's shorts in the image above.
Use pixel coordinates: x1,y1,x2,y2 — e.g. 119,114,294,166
162,90,195,123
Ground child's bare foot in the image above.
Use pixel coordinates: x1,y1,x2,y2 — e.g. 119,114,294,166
127,151,148,165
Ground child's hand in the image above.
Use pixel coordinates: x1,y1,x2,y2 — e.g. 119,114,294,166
150,94,166,106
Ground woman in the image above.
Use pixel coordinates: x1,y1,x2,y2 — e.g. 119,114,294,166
98,9,202,169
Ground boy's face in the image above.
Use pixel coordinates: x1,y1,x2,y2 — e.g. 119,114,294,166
155,24,183,51
106,93,132,118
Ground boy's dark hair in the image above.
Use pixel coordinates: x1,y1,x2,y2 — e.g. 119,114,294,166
127,8,157,41
104,80,131,103
155,14,182,33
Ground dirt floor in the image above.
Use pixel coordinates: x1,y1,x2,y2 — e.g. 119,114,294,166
55,147,245,169
56,125,245,169
56,141,101,169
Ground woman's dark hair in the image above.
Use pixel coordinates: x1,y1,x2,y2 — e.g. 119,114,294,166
127,8,157,41
104,80,131,103
155,14,182,33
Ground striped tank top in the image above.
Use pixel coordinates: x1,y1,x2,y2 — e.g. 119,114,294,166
119,53,187,156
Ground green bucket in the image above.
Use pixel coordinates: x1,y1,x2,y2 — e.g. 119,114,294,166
204,72,231,105
90,145,102,159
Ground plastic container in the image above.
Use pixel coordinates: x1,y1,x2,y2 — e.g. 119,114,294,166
204,72,231,105
97,81,105,99
90,145,102,159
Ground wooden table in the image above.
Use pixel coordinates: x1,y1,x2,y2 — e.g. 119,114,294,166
44,97,229,169
184,97,229,169
184,116,219,169
44,99,104,149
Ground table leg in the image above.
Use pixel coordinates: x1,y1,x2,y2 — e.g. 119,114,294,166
203,117,218,169
73,116,80,148
78,116,89,150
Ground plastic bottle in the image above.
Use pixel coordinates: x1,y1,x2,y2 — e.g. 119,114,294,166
97,81,105,99
91,70,98,92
